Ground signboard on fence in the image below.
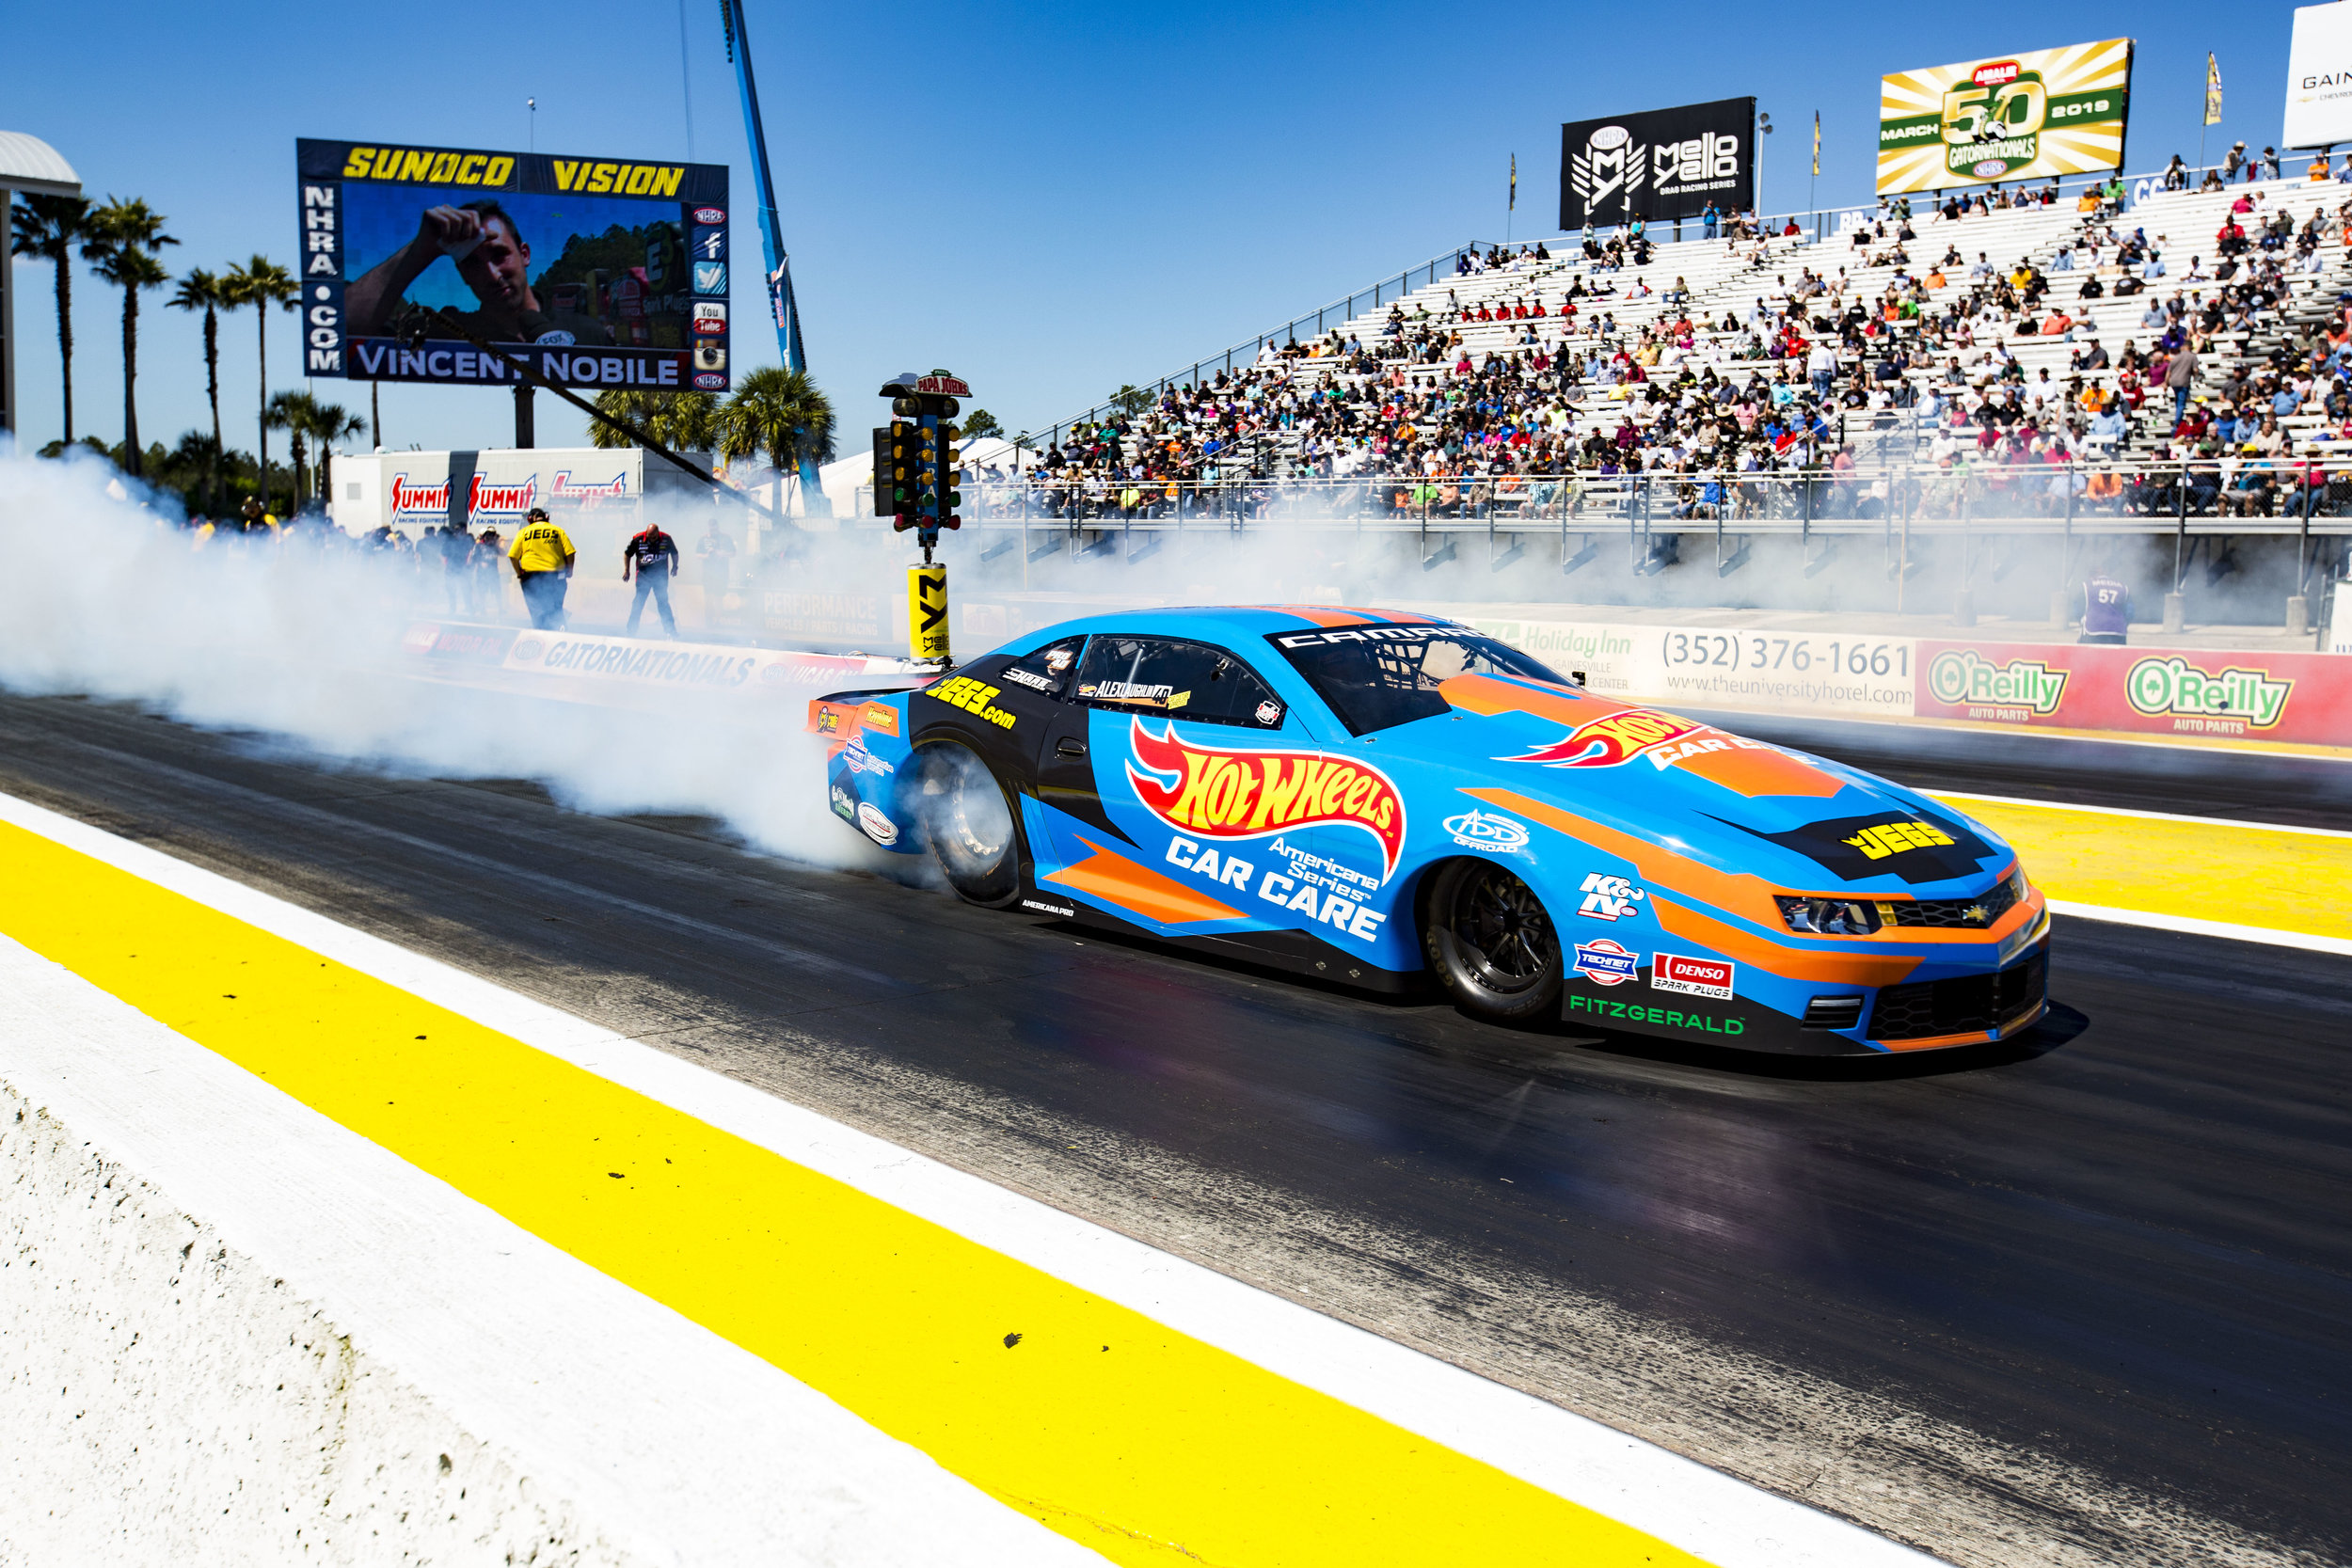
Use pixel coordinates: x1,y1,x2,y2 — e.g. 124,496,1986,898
2285,2,2352,149
1915,641,2352,743
1558,98,1756,230
1876,40,2134,195
295,137,732,391
1468,618,1919,719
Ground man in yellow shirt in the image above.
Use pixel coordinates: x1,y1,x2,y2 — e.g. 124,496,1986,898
506,506,577,629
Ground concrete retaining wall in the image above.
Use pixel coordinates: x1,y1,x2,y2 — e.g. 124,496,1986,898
0,1080,637,1567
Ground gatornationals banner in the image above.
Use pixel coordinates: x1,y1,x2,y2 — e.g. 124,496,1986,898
1559,97,1756,229
1876,39,2134,194
1915,641,2352,744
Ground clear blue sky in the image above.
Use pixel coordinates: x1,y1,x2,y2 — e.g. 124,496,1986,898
2,0,2306,459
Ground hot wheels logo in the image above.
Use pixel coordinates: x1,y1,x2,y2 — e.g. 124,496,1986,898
1126,716,1405,878
1506,707,1704,768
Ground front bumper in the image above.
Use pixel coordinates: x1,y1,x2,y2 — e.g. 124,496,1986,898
1562,936,2051,1057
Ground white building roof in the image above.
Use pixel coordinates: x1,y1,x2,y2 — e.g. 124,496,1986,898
0,131,80,197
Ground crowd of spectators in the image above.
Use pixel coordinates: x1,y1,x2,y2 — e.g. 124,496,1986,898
177,501,517,611
979,170,2352,525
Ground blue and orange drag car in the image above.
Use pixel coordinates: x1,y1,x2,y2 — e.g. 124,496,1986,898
809,606,2050,1055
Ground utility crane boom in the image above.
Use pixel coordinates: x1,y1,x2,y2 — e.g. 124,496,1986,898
719,0,830,513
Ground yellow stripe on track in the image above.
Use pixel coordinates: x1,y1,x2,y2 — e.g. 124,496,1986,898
0,819,1703,1568
1931,793,2352,943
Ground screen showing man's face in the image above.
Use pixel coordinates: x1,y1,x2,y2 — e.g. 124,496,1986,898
459,217,532,313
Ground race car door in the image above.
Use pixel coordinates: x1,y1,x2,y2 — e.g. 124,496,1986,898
1031,633,1300,930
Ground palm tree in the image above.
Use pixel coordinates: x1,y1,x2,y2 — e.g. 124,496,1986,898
224,257,297,508
659,389,723,454
588,389,663,450
269,390,363,509
266,389,320,505
10,194,92,443
716,368,835,522
589,388,723,453
306,401,364,506
82,198,178,478
170,268,230,511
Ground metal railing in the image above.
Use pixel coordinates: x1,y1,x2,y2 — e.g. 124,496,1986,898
844,460,2341,605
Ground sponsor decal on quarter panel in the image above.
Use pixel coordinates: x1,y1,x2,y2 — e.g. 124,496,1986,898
1125,717,1406,879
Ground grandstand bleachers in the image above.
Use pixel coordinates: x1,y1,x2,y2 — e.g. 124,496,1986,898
996,170,2352,523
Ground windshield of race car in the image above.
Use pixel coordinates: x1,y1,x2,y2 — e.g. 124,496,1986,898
1264,626,1573,735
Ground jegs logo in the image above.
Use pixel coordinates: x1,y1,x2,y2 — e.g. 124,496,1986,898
1126,716,1406,879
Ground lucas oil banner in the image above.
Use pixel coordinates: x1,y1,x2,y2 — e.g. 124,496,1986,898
1558,98,1756,230
294,138,732,391
1876,40,2134,195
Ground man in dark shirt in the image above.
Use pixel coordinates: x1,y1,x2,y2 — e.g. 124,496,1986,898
623,521,683,637
346,199,614,347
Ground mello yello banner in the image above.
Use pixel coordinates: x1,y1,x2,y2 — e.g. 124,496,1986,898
1915,641,2352,744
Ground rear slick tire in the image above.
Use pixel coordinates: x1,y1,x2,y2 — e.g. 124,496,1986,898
1422,859,1565,1022
916,740,1023,908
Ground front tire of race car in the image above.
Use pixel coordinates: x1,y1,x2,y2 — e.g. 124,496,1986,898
1422,860,1565,1022
914,740,1023,908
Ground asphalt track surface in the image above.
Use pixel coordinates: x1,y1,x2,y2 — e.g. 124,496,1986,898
1,689,2344,1567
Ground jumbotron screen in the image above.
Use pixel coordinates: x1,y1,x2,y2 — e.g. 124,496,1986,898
294,138,732,392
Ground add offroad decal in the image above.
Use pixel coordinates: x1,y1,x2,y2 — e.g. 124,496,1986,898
1722,807,1994,885
1125,716,1406,879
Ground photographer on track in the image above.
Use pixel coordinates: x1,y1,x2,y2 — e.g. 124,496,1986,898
507,507,576,630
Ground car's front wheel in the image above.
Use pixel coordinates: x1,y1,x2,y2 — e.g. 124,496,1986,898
914,740,1023,907
1422,860,1565,1022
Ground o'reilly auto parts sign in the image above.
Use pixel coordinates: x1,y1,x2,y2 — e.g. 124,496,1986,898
1558,97,1756,230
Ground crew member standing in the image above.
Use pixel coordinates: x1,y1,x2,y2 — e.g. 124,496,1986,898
2080,562,2132,644
623,518,682,637
507,507,576,629
469,527,504,617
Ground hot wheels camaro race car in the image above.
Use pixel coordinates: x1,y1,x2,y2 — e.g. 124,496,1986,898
810,607,2050,1055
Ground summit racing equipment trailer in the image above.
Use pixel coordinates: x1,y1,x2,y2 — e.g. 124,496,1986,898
809,606,2049,1055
